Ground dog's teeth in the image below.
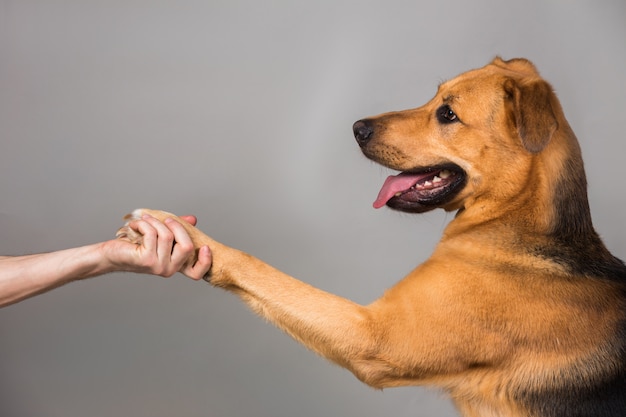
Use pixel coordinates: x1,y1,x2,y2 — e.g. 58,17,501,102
395,192,402,197
433,176,442,183
439,170,451,179
424,181,432,187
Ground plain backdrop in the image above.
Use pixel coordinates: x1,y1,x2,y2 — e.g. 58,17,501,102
1,1,625,416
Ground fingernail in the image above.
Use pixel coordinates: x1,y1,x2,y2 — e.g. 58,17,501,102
142,214,153,220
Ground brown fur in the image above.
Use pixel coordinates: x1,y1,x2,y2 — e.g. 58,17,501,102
118,58,626,416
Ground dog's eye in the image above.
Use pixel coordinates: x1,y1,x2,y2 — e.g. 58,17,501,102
436,105,459,124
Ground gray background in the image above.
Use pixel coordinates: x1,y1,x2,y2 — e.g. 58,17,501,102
1,1,625,416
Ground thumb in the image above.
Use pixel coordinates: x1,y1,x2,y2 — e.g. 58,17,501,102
178,215,198,226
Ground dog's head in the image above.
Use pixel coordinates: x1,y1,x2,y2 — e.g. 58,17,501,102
354,57,563,214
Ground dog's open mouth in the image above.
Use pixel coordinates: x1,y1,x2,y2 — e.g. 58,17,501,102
373,165,467,212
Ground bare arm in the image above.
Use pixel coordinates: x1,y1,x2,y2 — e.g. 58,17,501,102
0,214,212,308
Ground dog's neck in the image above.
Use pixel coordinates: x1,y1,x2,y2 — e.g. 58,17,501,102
444,125,626,279
449,121,590,232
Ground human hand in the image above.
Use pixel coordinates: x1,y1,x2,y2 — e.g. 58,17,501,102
101,214,212,280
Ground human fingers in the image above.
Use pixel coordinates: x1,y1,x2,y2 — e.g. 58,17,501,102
163,218,196,269
128,216,158,254
181,245,212,281
140,215,177,271
179,215,198,226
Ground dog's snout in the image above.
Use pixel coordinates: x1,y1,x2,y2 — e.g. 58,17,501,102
353,120,374,147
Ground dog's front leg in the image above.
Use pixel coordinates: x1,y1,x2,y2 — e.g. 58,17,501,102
117,208,450,388
210,250,381,374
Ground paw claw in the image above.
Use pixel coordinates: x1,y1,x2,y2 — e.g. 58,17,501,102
116,209,145,244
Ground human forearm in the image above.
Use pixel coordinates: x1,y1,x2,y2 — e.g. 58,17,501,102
0,214,212,307
0,243,110,307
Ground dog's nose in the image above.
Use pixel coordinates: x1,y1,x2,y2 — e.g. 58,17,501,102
353,120,374,147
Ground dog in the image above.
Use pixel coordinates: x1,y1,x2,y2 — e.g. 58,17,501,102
117,58,626,417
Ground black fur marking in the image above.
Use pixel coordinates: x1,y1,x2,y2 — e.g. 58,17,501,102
520,369,626,417
538,153,626,281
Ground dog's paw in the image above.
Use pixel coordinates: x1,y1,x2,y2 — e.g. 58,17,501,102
115,208,146,244
116,208,215,282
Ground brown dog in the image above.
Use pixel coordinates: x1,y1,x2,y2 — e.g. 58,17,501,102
118,58,626,417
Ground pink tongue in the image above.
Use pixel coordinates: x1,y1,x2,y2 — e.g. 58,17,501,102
373,172,432,209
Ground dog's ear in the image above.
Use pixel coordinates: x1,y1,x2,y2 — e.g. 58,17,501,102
504,78,558,153
492,57,539,76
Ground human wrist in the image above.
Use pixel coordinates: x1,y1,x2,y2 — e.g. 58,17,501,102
79,242,120,278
